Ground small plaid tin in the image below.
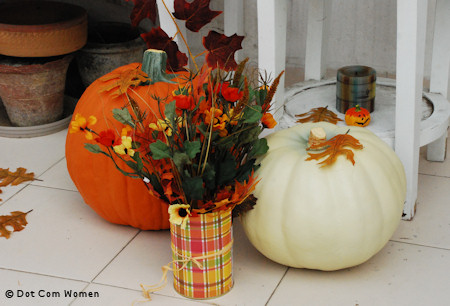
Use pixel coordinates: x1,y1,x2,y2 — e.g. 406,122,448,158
170,209,233,299
336,65,376,113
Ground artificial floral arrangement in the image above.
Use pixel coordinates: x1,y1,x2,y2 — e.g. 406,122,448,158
69,0,283,228
70,58,281,226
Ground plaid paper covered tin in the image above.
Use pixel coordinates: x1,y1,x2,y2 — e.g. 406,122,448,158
170,208,233,299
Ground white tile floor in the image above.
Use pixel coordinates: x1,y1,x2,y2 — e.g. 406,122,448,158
1,128,449,306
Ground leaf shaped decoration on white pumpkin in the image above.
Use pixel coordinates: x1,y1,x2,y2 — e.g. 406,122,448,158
306,132,363,167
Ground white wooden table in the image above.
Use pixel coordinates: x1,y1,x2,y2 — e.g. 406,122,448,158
279,78,449,150
254,0,450,220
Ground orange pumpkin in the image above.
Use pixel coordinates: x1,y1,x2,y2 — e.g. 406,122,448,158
65,50,189,230
345,104,371,127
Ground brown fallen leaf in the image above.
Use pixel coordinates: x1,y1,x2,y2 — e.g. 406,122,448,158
0,167,39,202
0,210,32,239
0,167,36,187
306,132,363,167
296,106,343,124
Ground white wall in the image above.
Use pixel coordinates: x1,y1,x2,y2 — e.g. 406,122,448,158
1,0,437,81
189,0,437,82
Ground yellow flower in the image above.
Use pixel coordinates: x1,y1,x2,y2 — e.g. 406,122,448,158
69,113,97,140
113,136,135,157
121,126,133,136
168,204,191,229
228,108,241,125
204,108,229,136
149,117,182,137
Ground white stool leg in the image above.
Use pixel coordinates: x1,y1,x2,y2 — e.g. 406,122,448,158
427,0,450,161
395,0,428,220
427,132,448,162
257,0,288,122
305,0,331,81
430,0,450,98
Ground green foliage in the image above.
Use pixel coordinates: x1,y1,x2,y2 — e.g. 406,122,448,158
84,143,103,154
242,105,262,123
112,108,134,127
149,140,172,159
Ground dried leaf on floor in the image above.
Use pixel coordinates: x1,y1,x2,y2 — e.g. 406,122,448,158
0,167,37,201
0,210,32,239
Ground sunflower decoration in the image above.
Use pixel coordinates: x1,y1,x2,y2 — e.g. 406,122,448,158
168,204,191,229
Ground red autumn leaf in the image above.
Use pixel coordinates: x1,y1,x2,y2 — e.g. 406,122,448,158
125,0,157,26
173,0,222,32
203,31,244,71
141,27,188,71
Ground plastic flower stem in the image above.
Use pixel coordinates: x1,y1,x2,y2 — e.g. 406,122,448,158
126,94,145,132
160,0,199,72
200,104,216,176
184,112,190,142
129,88,163,122
106,147,142,179
193,50,208,60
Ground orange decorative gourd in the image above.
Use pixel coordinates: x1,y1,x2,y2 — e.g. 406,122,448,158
345,105,371,127
65,50,189,230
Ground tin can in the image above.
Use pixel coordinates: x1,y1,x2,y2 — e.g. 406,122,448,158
336,65,376,113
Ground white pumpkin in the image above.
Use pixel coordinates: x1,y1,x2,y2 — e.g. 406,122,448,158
241,122,406,271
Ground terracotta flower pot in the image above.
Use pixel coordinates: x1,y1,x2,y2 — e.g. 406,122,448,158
0,54,73,127
0,1,87,58
76,22,146,87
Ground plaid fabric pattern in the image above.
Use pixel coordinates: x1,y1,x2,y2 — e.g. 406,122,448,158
170,209,233,299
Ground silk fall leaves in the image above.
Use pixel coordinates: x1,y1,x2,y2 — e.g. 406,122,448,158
296,107,363,167
0,168,35,239
125,0,244,71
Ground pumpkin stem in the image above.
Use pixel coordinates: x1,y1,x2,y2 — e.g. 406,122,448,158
355,104,361,112
141,49,177,84
308,127,327,149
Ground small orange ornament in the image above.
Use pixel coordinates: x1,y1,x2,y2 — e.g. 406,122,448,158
345,105,371,127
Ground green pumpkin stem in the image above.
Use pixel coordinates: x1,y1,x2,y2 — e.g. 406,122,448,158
355,104,361,112
141,49,177,84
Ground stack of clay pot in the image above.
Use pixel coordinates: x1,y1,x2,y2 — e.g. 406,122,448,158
0,1,87,127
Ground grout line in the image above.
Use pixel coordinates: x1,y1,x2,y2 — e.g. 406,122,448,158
90,230,143,283
0,184,33,207
389,239,450,252
265,267,289,306
418,173,450,180
28,183,79,193
36,156,66,180
0,267,89,284
67,230,144,305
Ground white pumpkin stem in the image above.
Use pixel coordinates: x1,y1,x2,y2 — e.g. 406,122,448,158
141,49,177,84
308,127,326,149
